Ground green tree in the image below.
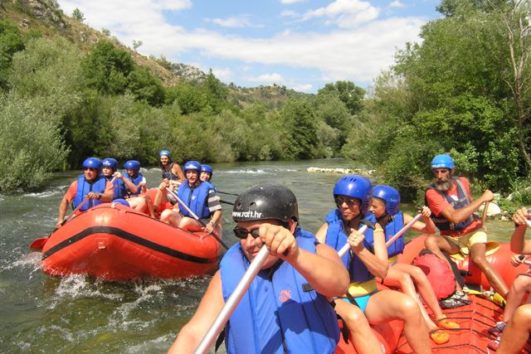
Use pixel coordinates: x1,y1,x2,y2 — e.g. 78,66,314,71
317,81,365,115
127,67,165,106
81,41,134,95
0,20,25,90
72,8,85,22
280,99,321,160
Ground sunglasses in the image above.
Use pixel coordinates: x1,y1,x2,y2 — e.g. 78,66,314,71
233,226,261,239
335,196,359,208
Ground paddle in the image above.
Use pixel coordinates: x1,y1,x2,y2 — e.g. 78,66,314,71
29,198,90,251
220,199,234,206
194,245,269,354
165,188,229,250
526,219,531,228
385,213,423,247
338,222,370,258
481,202,490,231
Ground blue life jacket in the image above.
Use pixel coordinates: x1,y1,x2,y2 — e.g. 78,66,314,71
124,173,144,196
324,209,376,283
220,228,339,354
104,176,127,200
382,212,405,257
162,162,180,180
426,177,477,232
73,175,106,211
177,181,211,219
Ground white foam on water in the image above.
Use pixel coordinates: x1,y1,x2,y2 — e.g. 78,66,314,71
36,324,75,342
1,251,42,275
223,169,269,175
47,275,123,309
24,186,66,199
124,333,176,354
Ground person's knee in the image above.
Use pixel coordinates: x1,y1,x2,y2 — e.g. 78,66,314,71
410,266,427,282
425,236,439,250
160,209,172,220
343,306,369,327
398,296,420,321
512,275,531,291
470,252,488,268
512,304,531,326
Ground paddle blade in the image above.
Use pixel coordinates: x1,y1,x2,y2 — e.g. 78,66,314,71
478,203,502,217
29,237,48,251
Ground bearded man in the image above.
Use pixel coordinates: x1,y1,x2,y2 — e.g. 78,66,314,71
424,154,508,305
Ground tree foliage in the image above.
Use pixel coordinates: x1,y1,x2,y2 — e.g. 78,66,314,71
347,0,530,200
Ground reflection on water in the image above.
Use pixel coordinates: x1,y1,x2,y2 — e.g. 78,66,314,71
0,159,517,353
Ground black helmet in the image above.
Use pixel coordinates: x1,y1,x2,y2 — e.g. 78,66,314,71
232,184,299,224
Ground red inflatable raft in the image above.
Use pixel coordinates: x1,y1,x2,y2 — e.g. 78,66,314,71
40,203,223,281
336,235,531,354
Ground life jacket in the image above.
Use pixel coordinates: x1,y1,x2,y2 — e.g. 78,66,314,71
105,176,127,200
124,173,144,196
380,212,405,257
412,250,456,300
161,162,180,180
324,209,376,283
426,177,478,232
73,175,106,211
220,228,339,354
177,181,211,219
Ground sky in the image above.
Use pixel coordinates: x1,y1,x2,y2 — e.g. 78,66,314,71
56,0,442,93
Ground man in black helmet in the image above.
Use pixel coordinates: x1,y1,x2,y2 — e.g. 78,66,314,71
168,184,349,354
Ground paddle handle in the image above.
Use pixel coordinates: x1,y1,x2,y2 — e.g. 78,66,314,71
194,245,269,354
526,219,531,228
338,225,368,258
385,213,423,247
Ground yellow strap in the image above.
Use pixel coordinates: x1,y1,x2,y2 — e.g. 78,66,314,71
347,279,377,297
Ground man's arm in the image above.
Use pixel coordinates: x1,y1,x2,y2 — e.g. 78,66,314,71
258,223,349,297
172,163,186,181
439,189,493,224
167,271,225,353
511,207,531,254
349,226,389,279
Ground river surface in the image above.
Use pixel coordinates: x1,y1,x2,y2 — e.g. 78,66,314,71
0,159,514,353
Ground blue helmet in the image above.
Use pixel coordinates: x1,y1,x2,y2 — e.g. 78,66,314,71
371,185,400,215
333,175,372,213
201,164,213,175
82,157,102,171
102,157,118,170
124,160,141,171
184,160,201,173
431,154,454,170
159,149,171,158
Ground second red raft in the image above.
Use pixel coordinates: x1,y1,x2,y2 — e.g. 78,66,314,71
41,203,223,281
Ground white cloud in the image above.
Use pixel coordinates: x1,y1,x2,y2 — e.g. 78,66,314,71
247,73,285,83
57,0,425,85
389,0,405,8
280,10,298,18
211,67,233,81
206,16,253,28
280,0,306,4
302,0,380,28
292,83,313,92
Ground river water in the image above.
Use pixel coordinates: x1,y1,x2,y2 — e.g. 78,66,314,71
0,159,514,353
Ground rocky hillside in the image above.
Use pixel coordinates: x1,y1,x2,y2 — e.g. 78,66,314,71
0,0,307,105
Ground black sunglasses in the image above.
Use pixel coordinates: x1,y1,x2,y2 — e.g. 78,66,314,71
233,226,261,239
335,196,359,207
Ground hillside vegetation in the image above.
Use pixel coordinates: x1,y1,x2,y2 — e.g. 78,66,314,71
0,0,529,208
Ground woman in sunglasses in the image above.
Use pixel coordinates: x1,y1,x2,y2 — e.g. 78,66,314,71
315,175,431,354
168,184,349,354
56,157,113,228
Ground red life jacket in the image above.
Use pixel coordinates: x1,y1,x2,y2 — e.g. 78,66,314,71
413,251,456,300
